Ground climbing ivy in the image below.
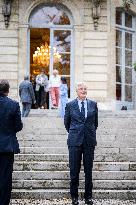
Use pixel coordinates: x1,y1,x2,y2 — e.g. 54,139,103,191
122,0,134,9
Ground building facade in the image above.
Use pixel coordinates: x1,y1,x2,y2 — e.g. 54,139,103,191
0,0,136,110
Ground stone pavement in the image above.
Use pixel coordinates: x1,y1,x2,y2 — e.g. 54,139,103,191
10,199,136,205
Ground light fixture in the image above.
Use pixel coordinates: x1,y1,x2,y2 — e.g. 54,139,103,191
2,0,13,28
92,0,101,30
33,42,61,66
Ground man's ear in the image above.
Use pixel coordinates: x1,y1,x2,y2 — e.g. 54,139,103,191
5,91,9,96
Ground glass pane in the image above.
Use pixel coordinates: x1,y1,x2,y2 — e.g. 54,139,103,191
125,68,132,84
116,48,122,65
54,30,71,52
29,6,70,26
30,28,50,76
125,85,132,102
54,54,70,75
116,30,122,47
125,32,132,49
116,84,121,101
116,10,122,25
116,66,121,83
125,12,132,28
125,50,132,67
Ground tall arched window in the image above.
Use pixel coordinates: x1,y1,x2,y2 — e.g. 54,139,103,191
28,4,74,108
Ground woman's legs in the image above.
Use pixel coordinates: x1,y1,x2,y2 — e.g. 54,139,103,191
55,87,60,107
50,87,57,107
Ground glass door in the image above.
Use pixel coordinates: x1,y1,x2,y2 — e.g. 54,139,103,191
50,29,72,98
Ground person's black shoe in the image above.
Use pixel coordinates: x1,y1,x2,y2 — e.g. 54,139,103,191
72,198,79,205
85,198,93,205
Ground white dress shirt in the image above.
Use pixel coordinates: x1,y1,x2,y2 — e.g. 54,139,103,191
77,98,88,118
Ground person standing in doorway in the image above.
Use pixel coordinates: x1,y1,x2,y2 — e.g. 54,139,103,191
64,82,98,205
35,69,48,109
19,75,36,117
60,76,68,118
49,69,60,109
31,74,37,109
0,79,23,205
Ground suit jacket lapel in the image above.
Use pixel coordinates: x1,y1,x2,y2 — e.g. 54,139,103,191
73,99,80,113
86,99,92,120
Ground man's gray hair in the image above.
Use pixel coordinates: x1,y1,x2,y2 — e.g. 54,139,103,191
0,79,10,94
75,82,87,90
24,75,29,80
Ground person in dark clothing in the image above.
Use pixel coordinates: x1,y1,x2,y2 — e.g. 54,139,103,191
19,75,36,117
31,74,37,109
64,82,98,205
0,79,23,205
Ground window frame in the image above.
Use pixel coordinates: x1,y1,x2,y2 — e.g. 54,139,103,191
116,10,136,107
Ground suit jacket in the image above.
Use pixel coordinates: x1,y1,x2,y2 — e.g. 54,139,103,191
0,94,23,153
64,99,98,147
19,80,35,104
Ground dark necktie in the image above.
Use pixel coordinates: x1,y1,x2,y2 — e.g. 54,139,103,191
81,101,85,118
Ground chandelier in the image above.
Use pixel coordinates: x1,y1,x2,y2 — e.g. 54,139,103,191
33,42,61,66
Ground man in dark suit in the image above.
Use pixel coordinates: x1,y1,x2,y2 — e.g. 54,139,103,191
0,80,23,205
19,75,36,117
64,82,98,205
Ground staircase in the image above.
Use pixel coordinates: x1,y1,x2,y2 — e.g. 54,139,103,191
12,110,136,200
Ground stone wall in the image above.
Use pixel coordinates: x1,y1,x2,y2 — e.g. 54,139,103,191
0,0,19,99
83,0,108,105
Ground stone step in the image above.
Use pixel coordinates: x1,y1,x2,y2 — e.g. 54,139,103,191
18,147,136,155
19,147,68,154
12,179,136,190
17,134,136,142
17,134,67,141
18,128,136,136
20,121,136,131
29,109,136,117
13,162,136,171
18,129,66,135
22,120,136,129
22,120,136,127
18,138,136,148
13,171,136,180
11,189,136,200
14,153,136,162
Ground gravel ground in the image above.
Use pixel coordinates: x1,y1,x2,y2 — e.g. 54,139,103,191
10,199,136,205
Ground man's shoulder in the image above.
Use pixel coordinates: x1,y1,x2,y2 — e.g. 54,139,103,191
87,99,97,105
27,81,33,86
6,97,19,107
66,99,77,107
20,80,29,86
19,81,24,86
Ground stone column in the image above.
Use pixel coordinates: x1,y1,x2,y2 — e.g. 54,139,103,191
18,24,29,85
106,0,116,110
73,25,84,97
